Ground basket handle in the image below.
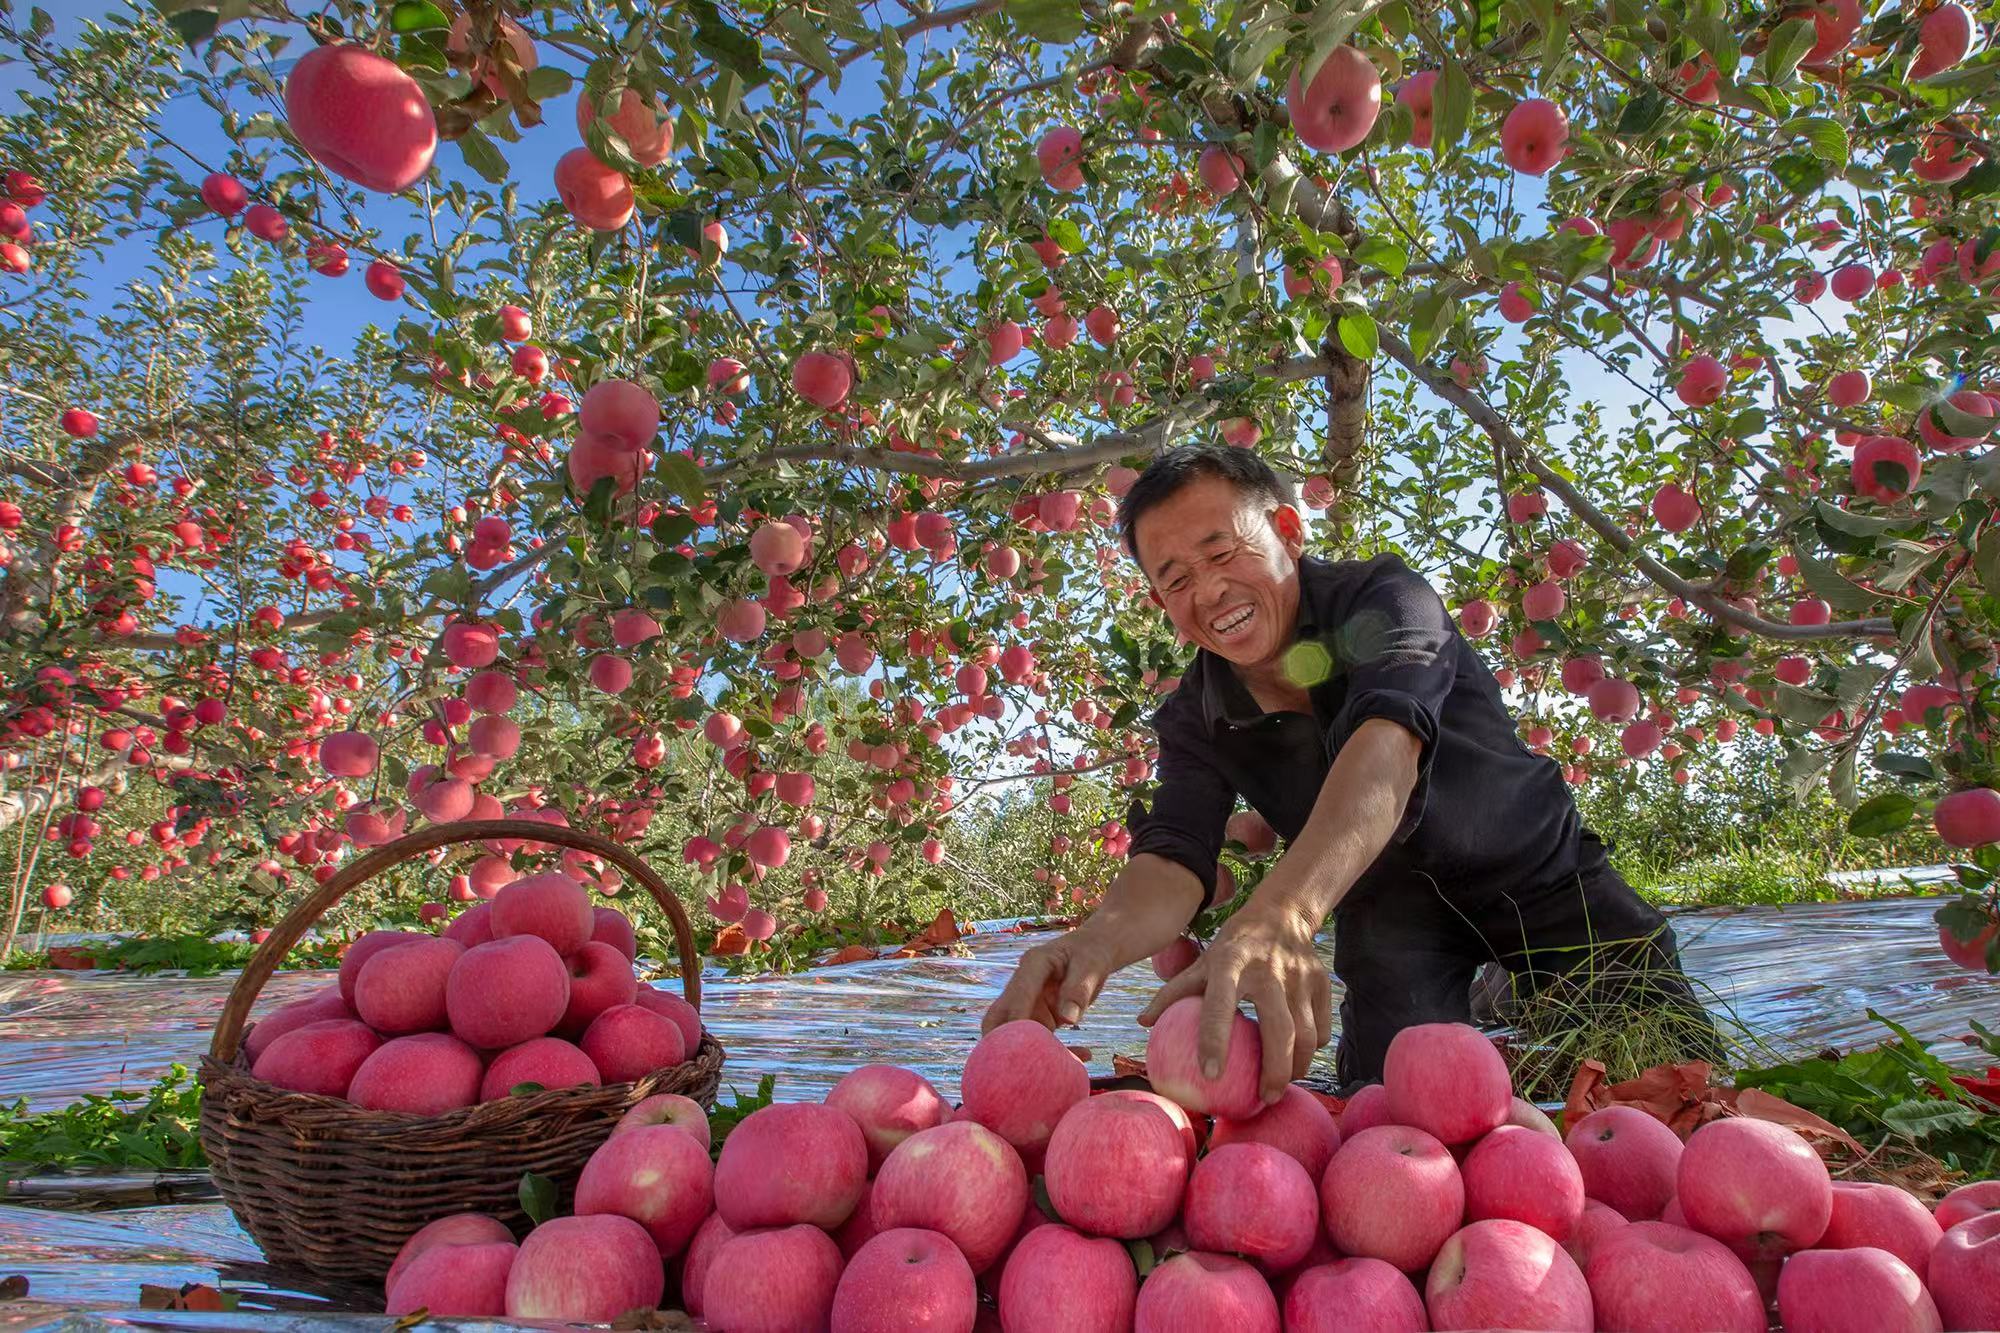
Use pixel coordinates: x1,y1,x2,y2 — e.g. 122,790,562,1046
210,818,704,1063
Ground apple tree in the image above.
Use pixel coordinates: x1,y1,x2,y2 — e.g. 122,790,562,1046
0,0,1996,970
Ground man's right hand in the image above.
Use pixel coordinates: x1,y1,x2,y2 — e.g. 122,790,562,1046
981,929,1122,1033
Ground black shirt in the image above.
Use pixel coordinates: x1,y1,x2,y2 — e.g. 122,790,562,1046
1125,552,1588,914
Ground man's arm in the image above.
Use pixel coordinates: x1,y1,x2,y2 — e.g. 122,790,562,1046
1138,717,1423,1102
982,853,1206,1031
1234,716,1423,937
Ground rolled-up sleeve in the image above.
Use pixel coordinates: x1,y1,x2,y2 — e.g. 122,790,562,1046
1322,557,1459,843
1124,690,1235,901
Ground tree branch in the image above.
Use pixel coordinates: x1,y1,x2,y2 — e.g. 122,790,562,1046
1376,328,1896,642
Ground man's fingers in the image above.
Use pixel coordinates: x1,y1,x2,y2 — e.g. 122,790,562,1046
1245,973,1295,1104
1136,956,1207,1027
1310,970,1333,1049
1196,958,1245,1080
985,948,1059,1033
1054,952,1108,1026
1290,992,1320,1082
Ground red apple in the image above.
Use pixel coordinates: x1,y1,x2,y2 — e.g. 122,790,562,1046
680,1211,735,1318
557,939,639,1036
581,1003,687,1083
1500,98,1568,175
1780,1246,1940,1333
284,44,437,193
998,1223,1137,1333
575,1123,714,1258
615,1092,711,1149
353,936,462,1035
553,147,634,230
833,1227,977,1333
1565,1105,1683,1220
1425,1218,1592,1331
1462,1123,1586,1240
702,1223,844,1333
503,1214,664,1323
446,936,570,1050
479,1036,601,1101
1936,1180,2000,1232
1928,1212,2000,1331
250,1018,380,1097
1320,1124,1465,1272
386,1239,516,1317
384,1211,513,1298
1338,1082,1394,1137
1043,1092,1188,1239
1676,1116,1832,1259
826,1064,949,1171
714,1102,868,1229
872,1120,1029,1274
1286,45,1382,154
244,985,349,1061
1144,995,1262,1119
1283,1256,1426,1332
1133,1252,1278,1332
1184,1142,1320,1272
1564,1199,1631,1270
1819,1180,1944,1276
347,1033,481,1114
491,871,594,955
1382,1022,1511,1146
337,929,421,1007
592,905,638,960
632,985,704,1051
1209,1084,1342,1181
959,1019,1089,1159
1583,1221,1762,1333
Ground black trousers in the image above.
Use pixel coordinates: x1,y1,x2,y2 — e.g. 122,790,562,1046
1331,836,1714,1086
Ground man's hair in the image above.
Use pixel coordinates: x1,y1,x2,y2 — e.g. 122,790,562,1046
1116,443,1299,568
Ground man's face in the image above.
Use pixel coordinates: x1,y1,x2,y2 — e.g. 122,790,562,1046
1133,475,1306,672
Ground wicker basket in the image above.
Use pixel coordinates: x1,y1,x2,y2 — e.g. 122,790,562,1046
198,818,725,1286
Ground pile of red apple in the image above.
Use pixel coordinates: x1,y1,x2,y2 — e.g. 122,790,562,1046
244,871,701,1110
369,1008,2000,1331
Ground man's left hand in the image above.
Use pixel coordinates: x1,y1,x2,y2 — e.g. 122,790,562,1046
1136,900,1332,1106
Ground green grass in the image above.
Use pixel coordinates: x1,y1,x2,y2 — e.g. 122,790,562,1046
1619,829,1948,909
1,1065,207,1171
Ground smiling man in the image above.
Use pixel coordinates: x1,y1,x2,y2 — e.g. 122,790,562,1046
983,443,1713,1104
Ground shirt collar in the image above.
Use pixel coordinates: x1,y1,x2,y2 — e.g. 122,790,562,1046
1195,555,1330,729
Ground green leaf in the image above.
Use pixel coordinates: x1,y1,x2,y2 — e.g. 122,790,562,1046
164,7,218,45
1432,60,1471,155
1005,0,1088,44
1975,526,2000,594
456,127,511,184
523,66,574,101
1793,116,1849,167
1336,310,1378,361
1879,1098,1981,1140
658,453,705,504
1047,217,1085,253
1615,89,1668,137
1793,547,1876,613
1848,791,1916,838
518,1171,557,1225
1351,235,1408,278
693,17,770,87
1762,17,1816,83
389,0,449,32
